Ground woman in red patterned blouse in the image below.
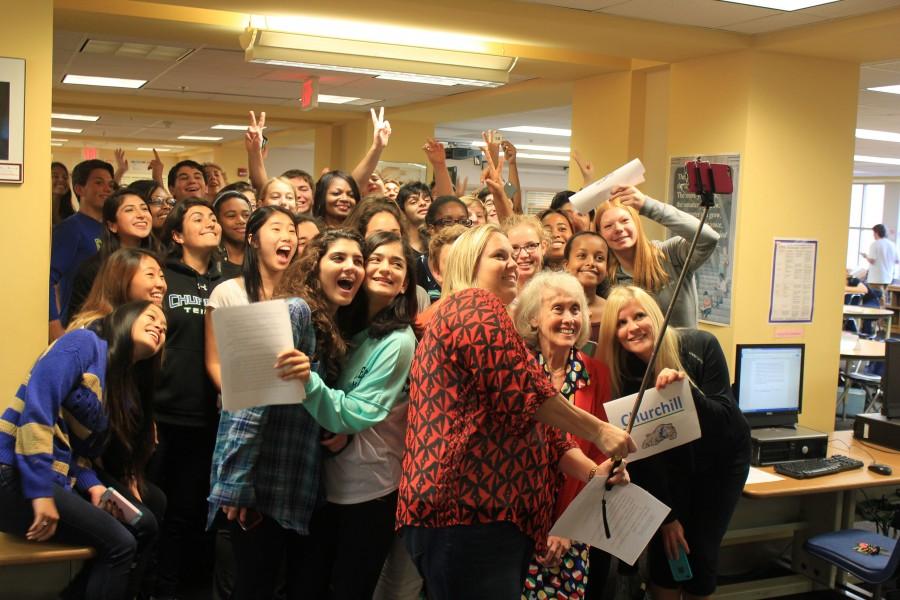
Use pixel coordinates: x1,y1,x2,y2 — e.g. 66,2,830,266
397,224,635,600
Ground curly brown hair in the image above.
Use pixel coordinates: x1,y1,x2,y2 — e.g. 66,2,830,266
274,228,363,384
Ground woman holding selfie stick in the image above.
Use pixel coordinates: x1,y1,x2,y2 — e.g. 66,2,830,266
597,286,750,600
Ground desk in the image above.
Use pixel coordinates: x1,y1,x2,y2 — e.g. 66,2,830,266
718,432,900,599
843,305,893,334
838,338,885,415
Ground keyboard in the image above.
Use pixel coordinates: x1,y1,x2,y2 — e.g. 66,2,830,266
774,454,864,479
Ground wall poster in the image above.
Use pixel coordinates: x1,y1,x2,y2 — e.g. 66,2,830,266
0,56,25,183
668,154,740,326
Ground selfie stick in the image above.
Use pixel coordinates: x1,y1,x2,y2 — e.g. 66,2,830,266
605,158,718,491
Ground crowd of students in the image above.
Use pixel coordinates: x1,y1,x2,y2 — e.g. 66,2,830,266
0,110,752,600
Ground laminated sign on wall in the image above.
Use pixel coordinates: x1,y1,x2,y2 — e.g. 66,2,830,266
603,378,700,462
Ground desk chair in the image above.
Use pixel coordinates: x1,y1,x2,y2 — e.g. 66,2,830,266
846,293,864,306
804,529,898,599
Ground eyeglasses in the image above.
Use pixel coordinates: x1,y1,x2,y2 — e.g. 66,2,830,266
434,217,473,228
511,242,541,258
148,197,176,208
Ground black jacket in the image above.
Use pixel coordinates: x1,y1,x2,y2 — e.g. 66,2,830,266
154,257,223,427
623,329,751,522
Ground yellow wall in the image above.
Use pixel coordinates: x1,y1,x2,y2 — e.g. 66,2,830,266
0,0,53,398
668,50,859,432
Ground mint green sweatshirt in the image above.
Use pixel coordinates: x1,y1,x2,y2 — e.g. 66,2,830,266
303,326,416,434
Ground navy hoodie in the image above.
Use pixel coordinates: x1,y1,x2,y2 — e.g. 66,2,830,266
155,257,223,427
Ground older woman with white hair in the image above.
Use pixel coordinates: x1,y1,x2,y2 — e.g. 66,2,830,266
397,224,634,600
514,271,617,600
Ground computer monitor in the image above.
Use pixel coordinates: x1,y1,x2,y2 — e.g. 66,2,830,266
734,344,804,428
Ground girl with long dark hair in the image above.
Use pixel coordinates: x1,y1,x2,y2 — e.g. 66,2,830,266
206,205,318,600
0,301,166,599
67,188,156,323
213,190,253,280
297,231,418,599
52,161,76,225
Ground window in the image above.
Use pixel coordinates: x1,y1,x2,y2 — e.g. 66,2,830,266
847,183,885,270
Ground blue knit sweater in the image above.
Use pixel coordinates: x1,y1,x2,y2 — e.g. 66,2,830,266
0,329,108,499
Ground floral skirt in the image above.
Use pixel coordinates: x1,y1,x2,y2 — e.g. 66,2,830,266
522,542,589,599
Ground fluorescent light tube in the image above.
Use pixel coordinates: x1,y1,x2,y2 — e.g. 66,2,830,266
317,94,361,104
856,129,900,143
471,141,570,153
868,85,900,95
137,147,171,152
211,124,249,131
51,143,64,147
178,135,224,141
51,113,100,122
719,0,838,10
51,138,69,142
62,74,147,89
375,73,458,86
517,153,571,162
500,126,572,137
51,126,83,133
855,155,900,166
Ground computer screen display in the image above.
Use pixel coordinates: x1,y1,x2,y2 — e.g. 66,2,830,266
734,344,804,427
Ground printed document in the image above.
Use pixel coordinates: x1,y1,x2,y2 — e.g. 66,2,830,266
570,158,645,213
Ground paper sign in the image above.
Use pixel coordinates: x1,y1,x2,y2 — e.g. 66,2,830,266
550,479,669,566
603,378,700,462
211,299,305,411
570,158,646,213
745,467,782,485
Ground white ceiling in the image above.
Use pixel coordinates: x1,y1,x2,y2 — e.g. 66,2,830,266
519,0,900,34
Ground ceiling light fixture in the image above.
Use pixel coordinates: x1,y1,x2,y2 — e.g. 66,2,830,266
51,113,100,122
719,0,838,10
62,74,147,88
51,138,69,143
500,126,572,137
178,135,224,141
471,141,571,153
137,147,171,152
51,126,83,133
855,155,900,166
516,153,571,162
856,129,900,143
51,142,64,147
211,124,249,131
241,23,515,88
868,85,900,95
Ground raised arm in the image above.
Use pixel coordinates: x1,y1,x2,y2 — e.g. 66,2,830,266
113,148,129,184
612,185,719,271
535,394,635,459
204,309,222,392
351,107,391,191
422,138,453,197
482,140,513,221
246,110,269,193
501,140,523,214
572,150,596,185
148,149,165,187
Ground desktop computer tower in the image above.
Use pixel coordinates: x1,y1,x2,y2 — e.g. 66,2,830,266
883,340,900,418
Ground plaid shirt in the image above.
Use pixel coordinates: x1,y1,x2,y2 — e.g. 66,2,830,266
207,298,322,534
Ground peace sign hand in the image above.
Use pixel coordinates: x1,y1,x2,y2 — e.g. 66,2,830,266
371,107,392,149
245,110,266,153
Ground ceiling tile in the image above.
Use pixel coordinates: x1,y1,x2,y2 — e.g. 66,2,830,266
599,0,777,27
803,0,900,18
718,11,825,33
518,0,630,9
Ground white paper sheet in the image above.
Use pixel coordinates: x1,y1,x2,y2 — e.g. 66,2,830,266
768,239,817,323
745,466,783,485
570,158,646,213
603,378,700,462
211,299,305,412
550,479,669,566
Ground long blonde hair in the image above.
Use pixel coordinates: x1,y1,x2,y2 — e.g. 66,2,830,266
597,285,684,396
441,224,501,299
595,200,669,292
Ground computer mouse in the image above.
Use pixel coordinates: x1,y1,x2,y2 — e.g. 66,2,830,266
868,463,893,476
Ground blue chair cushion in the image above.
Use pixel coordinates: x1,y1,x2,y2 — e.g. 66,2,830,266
805,529,898,584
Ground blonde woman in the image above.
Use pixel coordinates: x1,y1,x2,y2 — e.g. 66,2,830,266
258,177,297,212
595,186,718,328
597,286,750,600
397,224,634,600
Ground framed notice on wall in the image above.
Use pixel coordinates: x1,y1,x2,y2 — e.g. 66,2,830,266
769,239,818,323
668,154,740,326
0,56,24,184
